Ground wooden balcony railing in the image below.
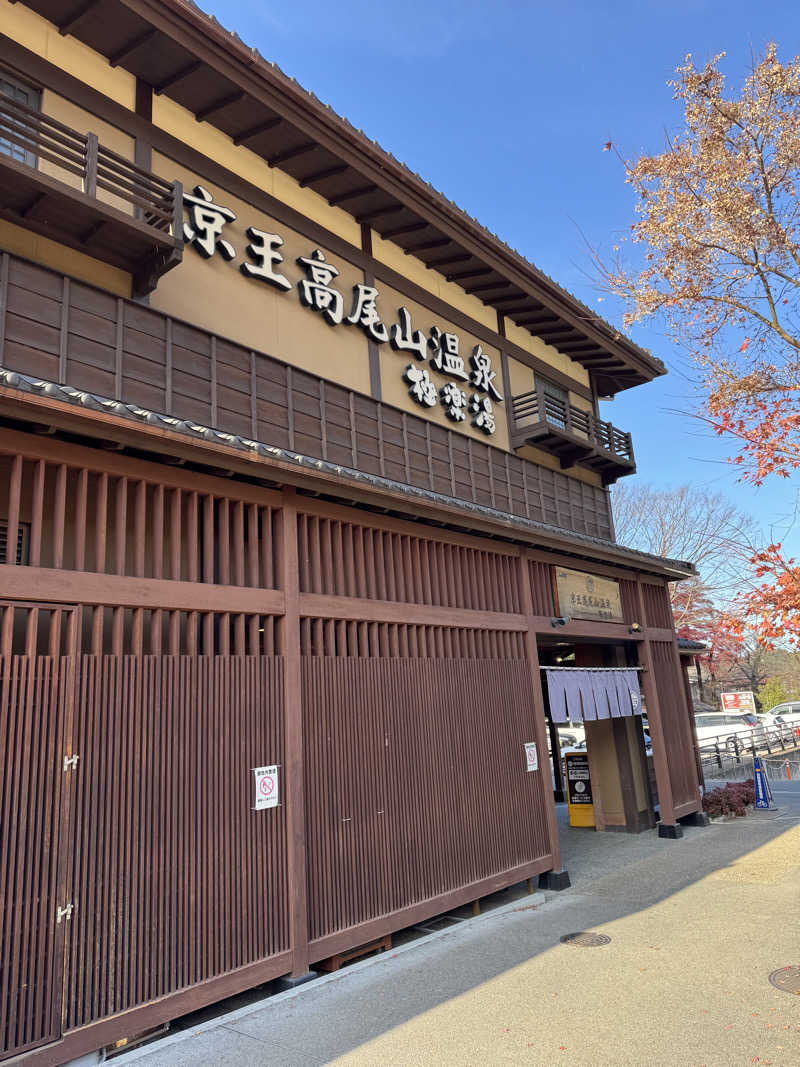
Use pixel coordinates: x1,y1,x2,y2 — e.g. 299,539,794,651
0,94,183,295
511,386,635,482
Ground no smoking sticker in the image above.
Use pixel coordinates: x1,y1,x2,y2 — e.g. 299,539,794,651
252,765,279,810
524,742,538,772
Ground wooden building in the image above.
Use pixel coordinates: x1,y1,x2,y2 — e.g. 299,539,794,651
0,2,705,1062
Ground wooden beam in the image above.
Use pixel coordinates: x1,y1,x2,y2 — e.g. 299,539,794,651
518,554,563,878
355,203,404,223
232,115,282,145
268,141,316,167
446,267,492,282
58,0,101,36
298,162,348,187
108,27,157,68
425,252,471,269
278,488,310,977
404,236,449,254
153,59,203,96
634,581,678,830
464,280,513,295
328,183,377,206
308,855,553,963
382,221,429,240
495,303,535,316
20,191,46,219
195,89,246,123
0,424,284,508
0,565,286,614
299,592,527,632
493,294,531,307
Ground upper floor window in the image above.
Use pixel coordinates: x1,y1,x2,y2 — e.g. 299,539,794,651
0,74,41,167
537,377,568,430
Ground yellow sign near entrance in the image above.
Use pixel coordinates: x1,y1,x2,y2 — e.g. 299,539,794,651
564,752,596,828
555,567,624,623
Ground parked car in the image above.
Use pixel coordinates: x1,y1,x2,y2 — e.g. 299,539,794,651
560,733,652,759
761,703,800,742
693,711,764,751
557,722,586,747
765,702,800,718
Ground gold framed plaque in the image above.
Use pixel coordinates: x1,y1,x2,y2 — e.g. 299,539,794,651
554,567,624,623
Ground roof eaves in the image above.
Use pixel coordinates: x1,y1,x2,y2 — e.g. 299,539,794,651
131,0,665,381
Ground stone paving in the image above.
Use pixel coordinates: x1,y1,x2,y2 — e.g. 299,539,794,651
121,787,800,1067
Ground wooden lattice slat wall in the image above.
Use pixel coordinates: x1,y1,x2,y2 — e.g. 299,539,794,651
0,427,699,1064
0,251,614,540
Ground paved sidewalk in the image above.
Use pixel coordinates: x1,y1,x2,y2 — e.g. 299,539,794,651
122,792,800,1067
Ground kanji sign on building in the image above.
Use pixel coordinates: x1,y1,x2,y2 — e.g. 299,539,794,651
181,187,503,434
252,765,279,811
554,567,624,623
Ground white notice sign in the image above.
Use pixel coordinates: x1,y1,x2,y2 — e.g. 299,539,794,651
253,765,279,810
524,742,538,772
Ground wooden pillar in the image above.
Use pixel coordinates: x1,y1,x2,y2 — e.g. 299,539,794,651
635,581,680,836
667,636,702,811
681,657,705,790
548,717,566,802
518,551,566,883
278,487,311,976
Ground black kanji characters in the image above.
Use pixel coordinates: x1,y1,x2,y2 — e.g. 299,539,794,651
470,394,496,434
347,284,388,343
183,185,237,261
404,364,438,408
297,249,345,325
441,382,467,421
390,306,428,361
240,227,292,291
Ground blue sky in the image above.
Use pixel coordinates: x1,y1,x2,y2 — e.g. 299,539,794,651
206,0,800,552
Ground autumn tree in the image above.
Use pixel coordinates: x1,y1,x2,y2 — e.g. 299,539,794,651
602,45,800,645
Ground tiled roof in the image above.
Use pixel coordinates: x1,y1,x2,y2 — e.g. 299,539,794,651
0,366,693,579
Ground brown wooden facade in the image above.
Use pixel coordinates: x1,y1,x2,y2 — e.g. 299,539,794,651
0,424,701,1065
0,2,702,1063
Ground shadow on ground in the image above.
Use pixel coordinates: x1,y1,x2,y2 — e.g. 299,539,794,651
120,787,800,1067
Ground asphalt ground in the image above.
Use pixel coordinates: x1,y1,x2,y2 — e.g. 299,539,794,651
121,787,800,1067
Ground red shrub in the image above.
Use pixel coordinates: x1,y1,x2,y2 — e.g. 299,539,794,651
702,779,755,818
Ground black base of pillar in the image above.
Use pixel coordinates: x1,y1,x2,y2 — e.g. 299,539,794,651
276,971,317,991
679,810,710,827
657,823,683,839
538,869,571,891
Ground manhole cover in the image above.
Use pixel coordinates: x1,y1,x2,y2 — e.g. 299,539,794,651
768,966,800,994
559,932,611,947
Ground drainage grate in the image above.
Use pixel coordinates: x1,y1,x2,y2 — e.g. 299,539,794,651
768,966,800,994
559,932,611,947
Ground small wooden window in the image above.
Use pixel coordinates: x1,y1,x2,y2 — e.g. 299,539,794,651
0,74,41,167
0,520,31,564
537,377,568,429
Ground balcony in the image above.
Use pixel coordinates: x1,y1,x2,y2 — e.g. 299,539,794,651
511,386,635,484
0,95,183,296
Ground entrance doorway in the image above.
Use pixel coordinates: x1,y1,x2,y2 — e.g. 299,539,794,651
538,638,656,834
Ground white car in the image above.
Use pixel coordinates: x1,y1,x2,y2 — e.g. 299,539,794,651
693,711,764,751
557,722,586,747
761,704,800,742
